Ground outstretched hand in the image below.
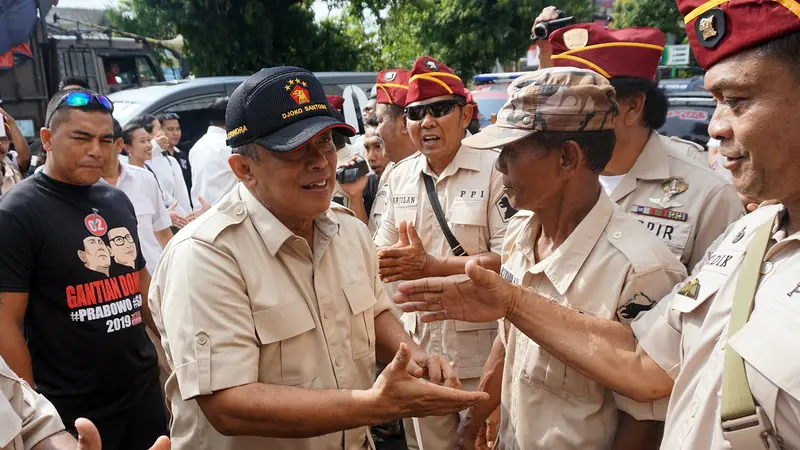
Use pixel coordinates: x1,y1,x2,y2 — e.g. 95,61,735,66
393,259,518,324
75,418,170,450
377,221,431,283
371,343,489,422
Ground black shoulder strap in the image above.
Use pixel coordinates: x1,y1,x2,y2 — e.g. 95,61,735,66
422,173,467,257
143,163,164,193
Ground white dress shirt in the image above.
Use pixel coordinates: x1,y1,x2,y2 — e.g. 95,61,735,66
102,161,172,274
147,140,192,215
189,126,239,209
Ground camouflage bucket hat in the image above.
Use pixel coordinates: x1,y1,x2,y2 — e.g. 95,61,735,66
463,67,618,149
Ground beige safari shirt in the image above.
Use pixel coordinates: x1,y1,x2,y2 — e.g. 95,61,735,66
608,133,743,271
149,184,392,450
497,194,686,450
0,357,65,450
632,204,800,450
374,145,510,379
368,162,395,236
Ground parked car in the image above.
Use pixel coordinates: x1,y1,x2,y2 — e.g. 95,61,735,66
471,72,527,128
658,91,715,148
109,72,377,150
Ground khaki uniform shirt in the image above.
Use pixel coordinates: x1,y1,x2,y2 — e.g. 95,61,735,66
498,194,686,450
632,204,800,450
374,145,510,379
149,185,392,450
0,357,65,450
608,133,743,271
368,162,395,236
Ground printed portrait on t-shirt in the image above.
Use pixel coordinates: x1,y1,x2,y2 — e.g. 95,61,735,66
108,227,138,269
77,236,112,276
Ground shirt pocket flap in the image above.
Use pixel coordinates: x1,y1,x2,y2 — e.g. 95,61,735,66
253,302,316,345
670,271,725,314
455,320,499,332
728,300,800,400
0,394,21,447
448,200,486,226
344,280,377,315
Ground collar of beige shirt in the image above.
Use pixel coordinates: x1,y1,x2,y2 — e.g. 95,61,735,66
511,193,614,295
418,144,483,181
239,185,341,256
609,132,670,201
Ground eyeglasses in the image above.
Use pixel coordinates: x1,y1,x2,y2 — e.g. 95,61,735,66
46,92,114,127
405,100,464,121
109,234,134,246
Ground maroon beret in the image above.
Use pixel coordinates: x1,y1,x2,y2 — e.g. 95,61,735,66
549,23,665,80
407,56,466,104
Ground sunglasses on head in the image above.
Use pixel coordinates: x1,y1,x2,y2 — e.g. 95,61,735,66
46,92,114,127
405,99,464,121
159,113,180,121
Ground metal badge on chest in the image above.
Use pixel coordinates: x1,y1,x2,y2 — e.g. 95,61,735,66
631,176,690,223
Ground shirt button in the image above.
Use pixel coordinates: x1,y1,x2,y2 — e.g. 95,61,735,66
234,206,244,215
335,356,341,367
613,231,623,239
195,333,208,345
690,401,699,417
760,261,773,275
431,323,439,330
323,308,330,319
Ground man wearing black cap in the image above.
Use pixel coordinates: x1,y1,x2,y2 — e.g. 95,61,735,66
148,66,489,450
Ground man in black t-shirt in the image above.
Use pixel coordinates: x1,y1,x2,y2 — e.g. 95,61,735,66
0,88,167,450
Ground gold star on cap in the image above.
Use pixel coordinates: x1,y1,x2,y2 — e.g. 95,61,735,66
295,78,301,84
301,80,307,87
284,79,295,90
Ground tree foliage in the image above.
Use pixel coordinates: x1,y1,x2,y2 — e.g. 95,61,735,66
613,0,683,37
372,0,596,78
107,0,370,76
106,0,602,79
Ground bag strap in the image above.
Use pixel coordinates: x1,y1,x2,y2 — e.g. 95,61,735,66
421,173,467,257
721,217,775,422
143,163,164,193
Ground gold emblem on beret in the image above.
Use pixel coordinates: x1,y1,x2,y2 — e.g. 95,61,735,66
563,28,589,50
699,15,717,41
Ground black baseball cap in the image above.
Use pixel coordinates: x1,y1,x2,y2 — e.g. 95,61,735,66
225,66,356,152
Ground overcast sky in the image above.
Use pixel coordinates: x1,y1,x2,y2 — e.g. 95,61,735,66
55,0,336,21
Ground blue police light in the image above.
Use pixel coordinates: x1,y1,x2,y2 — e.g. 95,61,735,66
473,72,527,84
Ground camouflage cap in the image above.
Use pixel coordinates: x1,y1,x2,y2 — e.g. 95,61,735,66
463,67,618,150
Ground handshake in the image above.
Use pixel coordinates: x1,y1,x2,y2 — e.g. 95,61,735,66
168,196,211,229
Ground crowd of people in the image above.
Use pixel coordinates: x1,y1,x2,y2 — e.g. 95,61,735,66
1,2,799,450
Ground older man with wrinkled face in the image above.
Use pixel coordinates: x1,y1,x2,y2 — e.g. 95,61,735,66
148,66,488,450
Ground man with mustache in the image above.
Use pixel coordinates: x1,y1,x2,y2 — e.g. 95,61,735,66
373,56,511,450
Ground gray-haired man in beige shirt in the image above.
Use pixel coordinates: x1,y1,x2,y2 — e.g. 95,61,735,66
148,66,488,450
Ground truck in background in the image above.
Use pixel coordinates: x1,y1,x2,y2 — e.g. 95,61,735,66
0,13,181,141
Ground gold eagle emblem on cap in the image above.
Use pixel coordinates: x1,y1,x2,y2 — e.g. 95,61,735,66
699,15,717,40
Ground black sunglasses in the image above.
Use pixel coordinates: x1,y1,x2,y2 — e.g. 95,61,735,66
405,99,464,121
